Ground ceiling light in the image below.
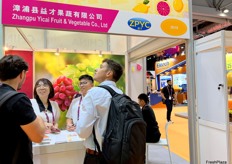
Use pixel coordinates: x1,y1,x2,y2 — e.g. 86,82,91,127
219,13,227,17
222,8,229,13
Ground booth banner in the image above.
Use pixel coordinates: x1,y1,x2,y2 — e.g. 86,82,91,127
4,50,33,98
155,55,186,75
2,0,190,38
34,52,125,92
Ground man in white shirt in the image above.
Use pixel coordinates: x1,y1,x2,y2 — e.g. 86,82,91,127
76,59,123,164
66,74,94,131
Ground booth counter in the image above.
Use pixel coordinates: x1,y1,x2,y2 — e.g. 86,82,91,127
33,130,85,164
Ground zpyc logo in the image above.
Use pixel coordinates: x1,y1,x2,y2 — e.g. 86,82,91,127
128,18,151,31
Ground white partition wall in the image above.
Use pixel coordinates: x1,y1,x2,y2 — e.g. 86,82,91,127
129,58,146,101
195,31,231,163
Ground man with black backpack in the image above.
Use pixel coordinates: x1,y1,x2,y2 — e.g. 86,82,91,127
76,59,146,164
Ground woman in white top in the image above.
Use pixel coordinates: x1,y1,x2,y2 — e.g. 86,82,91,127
66,75,94,131
31,78,60,133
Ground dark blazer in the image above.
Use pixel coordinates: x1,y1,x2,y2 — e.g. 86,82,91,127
142,104,161,143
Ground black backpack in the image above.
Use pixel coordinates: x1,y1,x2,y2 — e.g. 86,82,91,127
95,85,147,164
0,91,24,107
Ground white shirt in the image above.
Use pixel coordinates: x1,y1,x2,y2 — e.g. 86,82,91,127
30,99,60,124
66,96,82,125
76,80,123,150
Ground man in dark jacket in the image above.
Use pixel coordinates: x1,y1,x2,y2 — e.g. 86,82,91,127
138,93,161,143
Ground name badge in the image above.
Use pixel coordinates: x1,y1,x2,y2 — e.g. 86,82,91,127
169,96,171,100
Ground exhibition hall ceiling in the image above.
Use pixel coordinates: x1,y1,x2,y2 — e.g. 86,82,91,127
192,0,232,39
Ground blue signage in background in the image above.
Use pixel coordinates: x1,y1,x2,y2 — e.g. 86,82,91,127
160,75,172,89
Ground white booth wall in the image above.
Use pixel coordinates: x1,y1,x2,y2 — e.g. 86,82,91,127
4,27,151,52
129,58,146,101
4,27,108,51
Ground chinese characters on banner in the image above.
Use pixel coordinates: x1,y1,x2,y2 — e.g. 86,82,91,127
3,0,118,33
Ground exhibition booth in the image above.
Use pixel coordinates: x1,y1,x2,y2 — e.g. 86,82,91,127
149,54,187,106
0,0,215,163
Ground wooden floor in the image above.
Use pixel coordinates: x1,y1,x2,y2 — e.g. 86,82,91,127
152,105,190,162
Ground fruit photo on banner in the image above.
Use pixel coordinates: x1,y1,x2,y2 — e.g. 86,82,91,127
34,52,125,128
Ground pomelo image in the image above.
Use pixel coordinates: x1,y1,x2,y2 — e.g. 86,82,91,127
153,0,188,18
157,1,170,16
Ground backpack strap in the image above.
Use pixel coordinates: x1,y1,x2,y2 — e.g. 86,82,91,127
98,85,117,97
92,127,101,153
93,85,117,153
0,90,21,108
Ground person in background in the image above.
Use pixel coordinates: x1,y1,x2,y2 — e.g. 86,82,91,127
181,84,188,104
0,55,46,163
138,93,161,143
31,78,60,133
76,59,123,164
161,80,177,122
66,74,94,131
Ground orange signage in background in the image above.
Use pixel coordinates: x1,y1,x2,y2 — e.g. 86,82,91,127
155,55,186,75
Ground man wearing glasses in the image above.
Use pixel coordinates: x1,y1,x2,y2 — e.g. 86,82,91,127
66,74,94,131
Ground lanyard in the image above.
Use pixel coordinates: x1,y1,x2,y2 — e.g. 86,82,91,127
44,109,55,125
77,96,82,121
167,86,172,96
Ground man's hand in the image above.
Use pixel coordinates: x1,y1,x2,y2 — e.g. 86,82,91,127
66,124,76,131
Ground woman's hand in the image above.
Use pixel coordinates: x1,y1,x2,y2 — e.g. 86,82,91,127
50,126,61,133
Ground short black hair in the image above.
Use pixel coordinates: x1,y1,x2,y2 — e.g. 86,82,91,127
102,59,123,82
79,74,93,83
0,55,28,81
34,78,55,99
138,93,149,104
167,80,171,83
